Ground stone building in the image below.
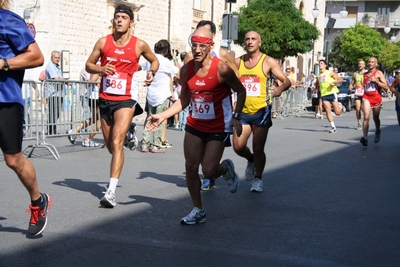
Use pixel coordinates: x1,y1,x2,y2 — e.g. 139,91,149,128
12,0,324,105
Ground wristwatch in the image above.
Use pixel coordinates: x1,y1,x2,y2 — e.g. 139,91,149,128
232,112,242,120
2,59,9,71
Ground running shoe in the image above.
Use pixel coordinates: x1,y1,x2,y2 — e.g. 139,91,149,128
201,178,215,191
67,129,77,144
360,137,368,147
160,140,173,148
329,127,337,133
339,102,346,113
140,145,150,153
100,189,116,208
250,178,263,193
245,161,255,181
221,159,240,193
27,193,52,236
150,146,166,153
82,138,99,147
355,123,362,130
180,207,206,225
374,129,381,143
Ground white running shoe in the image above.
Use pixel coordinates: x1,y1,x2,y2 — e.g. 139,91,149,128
245,161,255,181
82,138,99,147
100,189,116,208
221,159,240,193
250,178,263,193
180,207,206,225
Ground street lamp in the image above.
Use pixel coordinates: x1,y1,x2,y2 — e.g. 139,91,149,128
339,6,348,18
390,30,400,42
384,24,391,34
310,0,319,75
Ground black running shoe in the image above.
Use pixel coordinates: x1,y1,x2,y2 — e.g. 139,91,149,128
360,137,368,147
27,193,52,235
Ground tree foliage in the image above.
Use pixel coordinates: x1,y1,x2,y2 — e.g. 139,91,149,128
327,31,357,71
234,0,319,60
380,41,400,71
340,23,386,63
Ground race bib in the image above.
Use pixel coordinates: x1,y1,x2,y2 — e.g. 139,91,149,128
191,94,215,120
365,82,377,92
102,72,127,95
240,76,260,96
355,86,364,97
319,75,326,83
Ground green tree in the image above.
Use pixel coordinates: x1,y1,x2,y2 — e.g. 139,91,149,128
380,41,400,72
328,31,356,71
234,0,319,60
340,23,386,63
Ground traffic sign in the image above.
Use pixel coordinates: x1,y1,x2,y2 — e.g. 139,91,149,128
27,23,36,38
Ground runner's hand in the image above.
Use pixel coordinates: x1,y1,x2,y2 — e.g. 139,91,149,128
147,115,164,132
231,118,242,137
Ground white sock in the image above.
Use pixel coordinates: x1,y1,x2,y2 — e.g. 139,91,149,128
108,178,119,193
330,122,335,128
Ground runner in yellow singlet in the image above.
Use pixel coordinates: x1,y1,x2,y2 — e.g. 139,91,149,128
349,60,366,130
233,31,290,193
316,59,343,133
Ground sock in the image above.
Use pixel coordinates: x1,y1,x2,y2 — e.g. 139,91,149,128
330,122,335,128
108,178,119,194
31,194,43,207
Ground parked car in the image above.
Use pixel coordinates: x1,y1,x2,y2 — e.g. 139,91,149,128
337,76,355,111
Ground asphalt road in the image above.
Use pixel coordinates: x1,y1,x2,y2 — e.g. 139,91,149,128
1,99,399,267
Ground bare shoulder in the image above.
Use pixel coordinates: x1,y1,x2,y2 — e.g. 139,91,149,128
135,38,149,48
218,48,232,61
95,36,107,47
217,60,234,78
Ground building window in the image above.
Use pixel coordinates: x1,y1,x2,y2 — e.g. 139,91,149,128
377,7,390,24
346,6,358,19
194,0,201,10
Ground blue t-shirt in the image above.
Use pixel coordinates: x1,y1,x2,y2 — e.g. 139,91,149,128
0,9,35,106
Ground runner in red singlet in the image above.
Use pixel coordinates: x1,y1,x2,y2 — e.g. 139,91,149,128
359,57,388,146
85,4,159,208
146,27,246,225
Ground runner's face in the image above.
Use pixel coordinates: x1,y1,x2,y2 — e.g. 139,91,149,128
244,33,261,53
319,61,326,71
368,58,376,70
358,61,365,70
191,41,212,62
113,13,132,33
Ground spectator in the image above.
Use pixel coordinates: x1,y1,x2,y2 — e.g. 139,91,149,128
140,39,179,153
45,51,65,135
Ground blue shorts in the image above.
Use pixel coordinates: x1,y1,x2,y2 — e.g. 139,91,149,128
241,105,272,128
321,93,338,103
185,125,231,147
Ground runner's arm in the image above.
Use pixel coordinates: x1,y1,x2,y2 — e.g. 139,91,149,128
266,57,290,97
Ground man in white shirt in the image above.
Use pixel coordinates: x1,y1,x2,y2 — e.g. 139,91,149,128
140,39,179,153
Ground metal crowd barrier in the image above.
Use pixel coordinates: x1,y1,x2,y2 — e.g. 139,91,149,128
270,86,309,119
21,80,101,160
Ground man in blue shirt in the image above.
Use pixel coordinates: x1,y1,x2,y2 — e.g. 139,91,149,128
45,51,65,134
0,0,52,236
